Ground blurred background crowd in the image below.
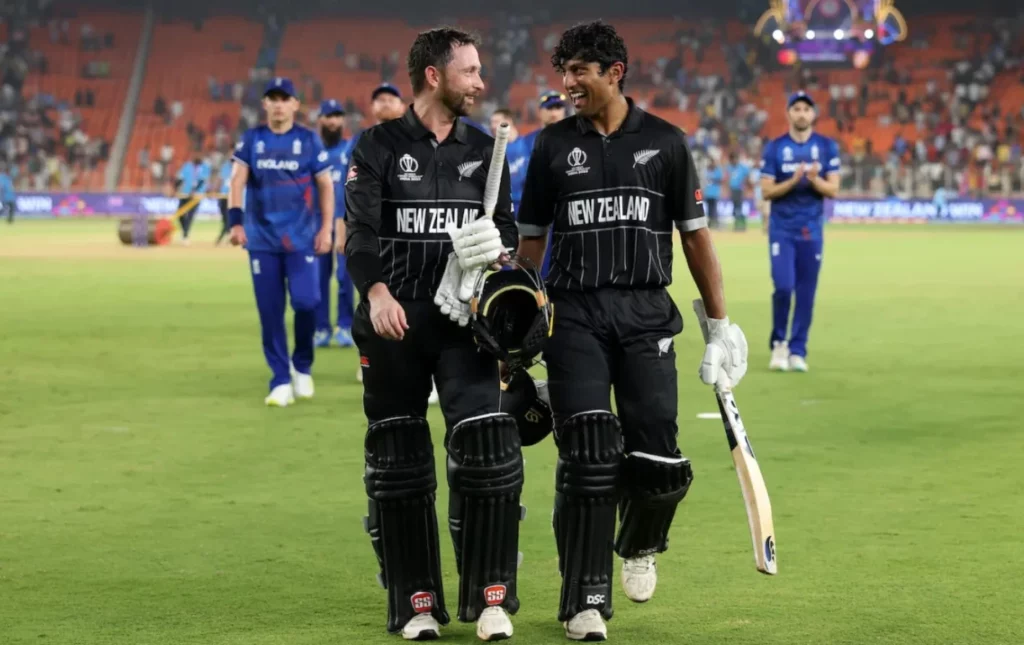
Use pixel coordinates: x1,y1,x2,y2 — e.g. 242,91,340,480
1,0,1022,202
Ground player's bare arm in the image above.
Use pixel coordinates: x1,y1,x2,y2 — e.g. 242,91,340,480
313,169,334,254
227,161,248,246
513,129,553,269
680,227,727,319
760,166,804,201
334,218,346,254
344,134,408,341
807,165,840,198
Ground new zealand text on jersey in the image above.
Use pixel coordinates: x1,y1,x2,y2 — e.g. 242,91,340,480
396,207,481,234
567,195,650,227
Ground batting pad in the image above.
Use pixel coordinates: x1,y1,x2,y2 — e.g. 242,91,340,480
553,411,624,622
614,452,693,559
363,416,450,632
445,413,524,622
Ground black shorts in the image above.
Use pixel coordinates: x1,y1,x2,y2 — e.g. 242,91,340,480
352,299,503,430
544,288,683,456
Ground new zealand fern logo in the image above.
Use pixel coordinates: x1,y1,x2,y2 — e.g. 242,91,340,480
457,160,483,180
632,149,660,168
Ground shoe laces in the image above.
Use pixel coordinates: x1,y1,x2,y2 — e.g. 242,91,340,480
623,555,655,574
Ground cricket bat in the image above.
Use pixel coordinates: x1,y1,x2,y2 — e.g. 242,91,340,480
692,298,777,575
458,122,511,301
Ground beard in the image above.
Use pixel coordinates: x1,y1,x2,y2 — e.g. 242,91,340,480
320,126,343,148
439,79,474,117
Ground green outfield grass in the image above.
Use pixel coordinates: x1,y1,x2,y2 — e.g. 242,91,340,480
1,220,1022,644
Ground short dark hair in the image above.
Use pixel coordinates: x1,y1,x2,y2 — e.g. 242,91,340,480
407,26,481,95
551,20,629,91
493,107,514,119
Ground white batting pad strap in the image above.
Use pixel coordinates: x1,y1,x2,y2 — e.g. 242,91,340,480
627,451,688,465
453,412,514,429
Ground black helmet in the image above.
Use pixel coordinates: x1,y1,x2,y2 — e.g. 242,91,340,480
468,256,553,374
499,368,554,446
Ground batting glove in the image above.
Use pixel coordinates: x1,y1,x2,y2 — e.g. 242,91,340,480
699,318,749,389
448,217,503,271
434,253,472,327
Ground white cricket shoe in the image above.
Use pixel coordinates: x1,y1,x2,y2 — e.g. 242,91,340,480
428,381,439,405
564,609,607,641
769,340,790,371
476,606,513,641
264,384,294,407
621,554,657,603
788,354,808,372
290,365,315,399
401,614,440,640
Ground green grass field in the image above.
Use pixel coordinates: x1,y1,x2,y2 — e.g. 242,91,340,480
1,220,1022,645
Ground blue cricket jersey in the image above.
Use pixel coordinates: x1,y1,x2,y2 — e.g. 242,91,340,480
177,161,211,194
232,124,332,253
0,173,15,202
218,159,232,195
760,132,840,239
506,129,538,206
320,138,351,221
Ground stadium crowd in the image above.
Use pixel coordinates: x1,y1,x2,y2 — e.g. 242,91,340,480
1,0,1022,200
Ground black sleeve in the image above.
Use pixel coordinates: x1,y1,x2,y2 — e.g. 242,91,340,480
344,130,387,296
668,129,708,233
515,130,556,238
491,149,517,250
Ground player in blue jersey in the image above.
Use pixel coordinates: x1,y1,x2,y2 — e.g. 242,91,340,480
313,99,357,349
215,155,233,245
759,91,840,372
0,164,15,224
175,154,211,245
489,90,566,277
228,77,335,406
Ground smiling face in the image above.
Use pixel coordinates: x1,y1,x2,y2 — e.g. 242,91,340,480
433,43,485,117
561,58,624,119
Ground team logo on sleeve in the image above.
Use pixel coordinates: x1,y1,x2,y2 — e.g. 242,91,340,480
397,154,422,182
235,140,244,151
694,188,703,205
632,149,660,167
566,147,589,176
457,160,483,180
317,150,328,162
346,166,358,184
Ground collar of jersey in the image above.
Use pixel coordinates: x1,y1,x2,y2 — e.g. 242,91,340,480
400,105,469,145
575,96,644,137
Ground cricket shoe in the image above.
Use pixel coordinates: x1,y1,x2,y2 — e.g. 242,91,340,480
564,609,607,641
290,365,315,399
476,606,513,641
334,326,354,347
769,340,790,371
264,384,295,407
401,614,440,641
788,354,809,372
314,329,332,348
621,554,657,603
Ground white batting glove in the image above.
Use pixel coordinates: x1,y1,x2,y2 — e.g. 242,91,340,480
434,252,462,316
699,318,749,389
448,217,503,271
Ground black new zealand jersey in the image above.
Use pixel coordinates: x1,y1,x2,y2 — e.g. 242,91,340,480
344,108,517,301
517,99,707,291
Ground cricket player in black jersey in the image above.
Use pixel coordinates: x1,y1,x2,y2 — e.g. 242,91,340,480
516,21,750,641
345,27,524,642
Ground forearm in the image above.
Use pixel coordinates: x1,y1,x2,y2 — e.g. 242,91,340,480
681,227,726,319
516,235,547,271
316,175,334,229
810,175,840,198
762,177,797,201
334,218,346,244
228,177,245,210
345,224,383,297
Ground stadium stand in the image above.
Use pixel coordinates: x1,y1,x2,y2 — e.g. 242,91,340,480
2,2,1021,197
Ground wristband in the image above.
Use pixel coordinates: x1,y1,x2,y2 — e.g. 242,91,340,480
228,207,244,227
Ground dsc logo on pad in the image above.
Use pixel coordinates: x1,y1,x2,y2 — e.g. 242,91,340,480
410,591,434,613
484,584,506,606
